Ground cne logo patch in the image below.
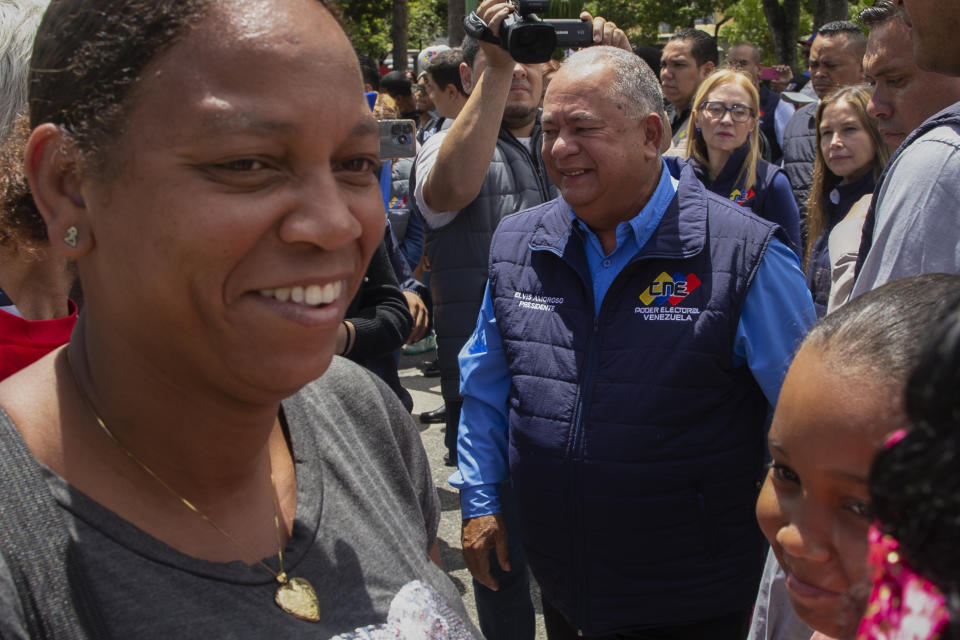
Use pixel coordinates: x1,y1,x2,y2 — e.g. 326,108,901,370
729,188,756,206
635,271,702,322
638,271,701,306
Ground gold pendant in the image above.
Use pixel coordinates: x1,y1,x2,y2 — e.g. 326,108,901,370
275,576,321,622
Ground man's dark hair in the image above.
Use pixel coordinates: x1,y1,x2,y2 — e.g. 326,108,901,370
426,49,466,95
29,0,340,175
632,44,662,81
818,20,868,46
668,28,718,67
461,36,479,69
730,42,761,64
859,0,901,28
380,70,412,97
357,53,380,90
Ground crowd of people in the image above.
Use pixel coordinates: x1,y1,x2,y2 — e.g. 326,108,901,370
0,0,958,638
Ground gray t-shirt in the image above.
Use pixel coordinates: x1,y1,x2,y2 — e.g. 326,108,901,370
851,124,960,299
0,358,473,639
746,549,813,640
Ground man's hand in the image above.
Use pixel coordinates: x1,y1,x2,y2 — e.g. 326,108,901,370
580,11,631,52
461,513,510,591
402,290,429,344
474,0,520,71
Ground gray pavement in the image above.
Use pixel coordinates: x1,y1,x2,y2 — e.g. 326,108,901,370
398,350,547,639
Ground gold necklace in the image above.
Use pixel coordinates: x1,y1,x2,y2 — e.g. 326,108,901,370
67,357,321,623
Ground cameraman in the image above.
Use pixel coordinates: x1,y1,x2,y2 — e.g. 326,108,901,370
414,1,628,637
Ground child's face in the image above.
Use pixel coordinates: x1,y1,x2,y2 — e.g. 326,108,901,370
756,345,905,639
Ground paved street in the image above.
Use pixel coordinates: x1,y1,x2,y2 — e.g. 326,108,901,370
397,350,547,639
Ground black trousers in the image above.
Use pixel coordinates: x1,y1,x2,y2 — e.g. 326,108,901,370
542,598,752,640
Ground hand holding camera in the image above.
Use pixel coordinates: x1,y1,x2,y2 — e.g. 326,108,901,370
464,0,628,65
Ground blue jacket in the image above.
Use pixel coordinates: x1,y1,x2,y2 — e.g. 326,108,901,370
806,171,875,317
486,165,780,634
672,146,801,257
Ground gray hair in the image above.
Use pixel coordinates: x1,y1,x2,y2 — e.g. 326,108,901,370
562,46,664,120
0,0,48,141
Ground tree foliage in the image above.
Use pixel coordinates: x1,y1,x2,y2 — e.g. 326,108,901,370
342,0,447,63
583,0,738,44
343,0,875,70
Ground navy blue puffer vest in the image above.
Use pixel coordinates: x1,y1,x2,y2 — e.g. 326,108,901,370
488,164,776,635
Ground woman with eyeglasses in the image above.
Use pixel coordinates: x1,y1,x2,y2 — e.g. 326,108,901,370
683,69,801,257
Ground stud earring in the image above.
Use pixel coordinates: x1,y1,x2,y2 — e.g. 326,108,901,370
695,127,702,136
64,226,78,248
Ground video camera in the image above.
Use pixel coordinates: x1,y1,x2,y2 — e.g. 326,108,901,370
463,0,593,64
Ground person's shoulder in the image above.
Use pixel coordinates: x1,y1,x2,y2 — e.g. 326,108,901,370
756,158,787,183
784,101,817,130
294,358,399,426
907,120,960,151
488,198,567,262
699,184,780,238
888,126,960,183
291,357,424,460
497,196,565,233
416,128,448,160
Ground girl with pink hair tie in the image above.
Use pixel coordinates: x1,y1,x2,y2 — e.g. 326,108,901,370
754,274,960,640
860,289,960,640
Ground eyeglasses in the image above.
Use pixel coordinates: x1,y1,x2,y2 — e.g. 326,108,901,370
699,101,755,123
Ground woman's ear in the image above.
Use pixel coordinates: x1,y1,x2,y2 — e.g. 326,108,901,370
24,123,95,258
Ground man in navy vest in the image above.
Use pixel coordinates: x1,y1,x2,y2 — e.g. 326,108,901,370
850,0,960,298
451,46,816,638
418,2,630,637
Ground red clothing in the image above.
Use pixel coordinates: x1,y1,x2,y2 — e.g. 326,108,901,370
0,301,77,380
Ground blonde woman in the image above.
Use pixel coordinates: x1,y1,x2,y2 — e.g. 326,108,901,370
805,85,889,317
685,69,801,255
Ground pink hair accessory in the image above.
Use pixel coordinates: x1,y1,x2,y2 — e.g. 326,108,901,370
857,525,949,640
884,429,908,449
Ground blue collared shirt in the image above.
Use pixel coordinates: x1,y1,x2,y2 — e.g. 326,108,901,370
449,160,817,519
578,160,679,314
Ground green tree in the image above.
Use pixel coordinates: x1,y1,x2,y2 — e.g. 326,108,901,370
343,0,446,64
341,0,393,60
721,0,870,70
583,0,738,43
409,0,448,49
721,0,811,67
